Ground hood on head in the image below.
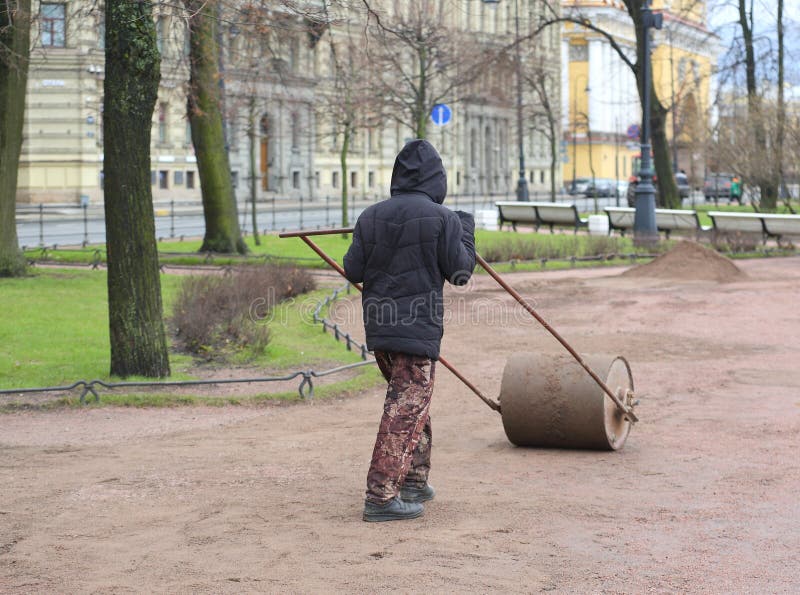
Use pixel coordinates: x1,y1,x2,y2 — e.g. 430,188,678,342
390,139,447,204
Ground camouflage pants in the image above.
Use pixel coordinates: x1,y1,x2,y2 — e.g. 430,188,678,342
365,351,435,504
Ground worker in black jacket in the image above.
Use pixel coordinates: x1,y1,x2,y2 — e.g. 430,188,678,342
344,139,476,522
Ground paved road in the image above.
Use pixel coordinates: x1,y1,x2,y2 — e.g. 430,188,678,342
15,194,641,247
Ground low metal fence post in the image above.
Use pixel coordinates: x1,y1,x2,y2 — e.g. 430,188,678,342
170,199,175,239
82,203,89,245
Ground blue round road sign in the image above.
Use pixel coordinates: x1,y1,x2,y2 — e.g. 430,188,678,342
626,124,641,140
431,104,452,126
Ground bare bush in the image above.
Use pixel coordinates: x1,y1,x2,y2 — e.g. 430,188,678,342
170,265,315,360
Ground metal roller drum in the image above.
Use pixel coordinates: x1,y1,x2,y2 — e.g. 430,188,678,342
499,352,634,450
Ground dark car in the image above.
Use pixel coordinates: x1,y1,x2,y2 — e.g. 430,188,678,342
704,173,735,201
584,178,616,197
566,178,591,195
626,172,689,206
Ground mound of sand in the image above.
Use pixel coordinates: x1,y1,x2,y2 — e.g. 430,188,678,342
622,241,746,282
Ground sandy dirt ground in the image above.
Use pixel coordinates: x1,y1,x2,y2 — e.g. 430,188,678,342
2,255,800,593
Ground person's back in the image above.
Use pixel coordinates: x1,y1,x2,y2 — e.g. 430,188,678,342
344,139,475,522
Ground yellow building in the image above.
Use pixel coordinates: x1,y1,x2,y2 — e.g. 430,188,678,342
561,0,715,189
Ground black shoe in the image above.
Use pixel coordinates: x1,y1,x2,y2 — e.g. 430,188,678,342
363,496,424,522
400,483,435,503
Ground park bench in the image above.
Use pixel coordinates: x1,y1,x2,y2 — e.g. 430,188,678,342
707,211,767,244
605,207,709,238
496,201,588,234
604,207,636,235
496,201,538,231
759,213,800,245
654,208,709,239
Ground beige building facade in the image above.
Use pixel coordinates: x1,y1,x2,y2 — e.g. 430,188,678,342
18,0,562,205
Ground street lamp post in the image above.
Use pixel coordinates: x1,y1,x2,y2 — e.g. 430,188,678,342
633,0,662,246
513,0,529,201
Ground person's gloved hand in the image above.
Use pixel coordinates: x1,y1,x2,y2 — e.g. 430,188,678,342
454,210,475,234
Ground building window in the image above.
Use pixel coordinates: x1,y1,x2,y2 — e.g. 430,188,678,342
315,171,320,189
99,170,105,189
158,102,168,144
540,170,545,184
174,171,184,185
40,4,66,48
292,171,301,189
569,43,588,62
151,170,156,185
156,16,167,55
158,170,168,189
289,37,300,72
332,171,339,188
350,171,357,189
231,171,239,188
456,171,461,186
368,171,375,188
185,120,192,146
291,112,300,150
186,171,195,189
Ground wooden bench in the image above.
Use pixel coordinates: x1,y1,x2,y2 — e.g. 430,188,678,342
760,213,800,245
495,201,588,234
534,202,588,234
707,211,767,244
604,207,636,235
496,201,538,231
654,208,710,239
605,207,709,238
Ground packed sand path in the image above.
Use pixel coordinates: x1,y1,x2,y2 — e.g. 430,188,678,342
2,256,799,593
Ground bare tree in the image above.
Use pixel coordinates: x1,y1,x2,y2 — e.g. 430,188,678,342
362,0,494,139
524,65,560,202
318,1,381,227
185,0,246,254
0,0,31,276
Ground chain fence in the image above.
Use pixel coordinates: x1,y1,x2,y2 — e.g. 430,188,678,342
0,281,374,406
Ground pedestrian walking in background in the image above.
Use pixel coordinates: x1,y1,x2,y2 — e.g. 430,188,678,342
731,176,743,204
344,139,476,522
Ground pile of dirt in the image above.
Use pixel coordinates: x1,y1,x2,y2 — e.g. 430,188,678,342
622,241,746,282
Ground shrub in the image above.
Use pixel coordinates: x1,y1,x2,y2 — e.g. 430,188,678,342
170,265,315,360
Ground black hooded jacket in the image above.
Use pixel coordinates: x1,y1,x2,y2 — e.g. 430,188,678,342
343,139,476,360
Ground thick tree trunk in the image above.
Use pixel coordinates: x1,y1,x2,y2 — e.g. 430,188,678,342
186,0,246,254
0,0,30,277
651,97,680,208
104,0,170,377
341,127,350,228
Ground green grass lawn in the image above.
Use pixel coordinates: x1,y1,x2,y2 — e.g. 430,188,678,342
0,268,380,407
25,228,655,270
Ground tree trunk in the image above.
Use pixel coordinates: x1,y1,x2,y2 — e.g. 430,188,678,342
186,0,246,254
776,0,786,207
248,97,260,245
624,0,679,209
0,0,30,277
415,47,428,139
341,126,351,228
651,96,680,208
104,0,170,377
738,0,777,209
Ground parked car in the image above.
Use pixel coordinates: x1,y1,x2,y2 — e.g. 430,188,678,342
566,178,591,195
584,178,616,197
704,173,735,202
625,172,689,205
675,172,691,200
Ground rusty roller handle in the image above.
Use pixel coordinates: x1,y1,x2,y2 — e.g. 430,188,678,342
279,227,637,422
